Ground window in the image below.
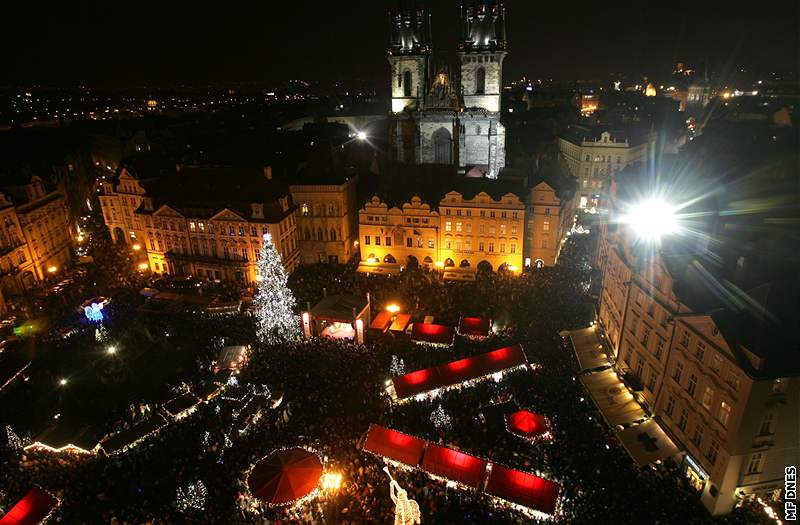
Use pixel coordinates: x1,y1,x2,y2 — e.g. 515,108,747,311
543,220,550,232
711,355,722,374
678,409,688,431
511,225,517,235
673,361,684,382
747,453,763,475
150,239,155,250
718,401,731,427
330,228,337,241
680,331,690,347
479,241,485,251
499,224,506,235
488,242,494,252
642,328,650,346
630,318,638,336
465,240,471,250
229,225,235,236
726,371,740,391
385,237,391,246
759,412,774,435
428,239,435,249
406,238,413,247
417,237,423,248
501,211,507,219
772,378,787,394
189,221,196,231
445,240,451,249
541,239,548,249
687,374,697,396
456,209,462,216
301,203,309,216
655,338,665,359
251,226,258,237
510,244,516,254
445,221,452,232
647,370,657,392
544,208,550,217
375,236,381,245
635,359,644,379
456,222,462,232
465,223,472,233
499,243,505,253
702,386,714,409
707,440,719,465
475,66,486,94
446,209,451,216
489,225,496,234
691,424,703,446
665,396,675,417
696,342,706,361
490,211,496,218
403,70,412,97
364,236,370,245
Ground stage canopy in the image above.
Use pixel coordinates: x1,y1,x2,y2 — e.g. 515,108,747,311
505,410,550,441
0,487,59,525
579,368,646,427
568,327,611,372
457,316,491,338
392,344,528,400
410,323,455,347
363,424,426,467
420,444,488,489
247,448,323,506
485,464,560,516
311,294,369,323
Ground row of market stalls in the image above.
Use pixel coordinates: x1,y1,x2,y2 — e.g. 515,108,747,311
565,326,680,468
364,424,561,518
0,486,59,525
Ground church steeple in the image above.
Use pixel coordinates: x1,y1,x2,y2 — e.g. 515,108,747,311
387,1,432,114
459,1,507,52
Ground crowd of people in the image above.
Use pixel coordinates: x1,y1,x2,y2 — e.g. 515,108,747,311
0,235,765,524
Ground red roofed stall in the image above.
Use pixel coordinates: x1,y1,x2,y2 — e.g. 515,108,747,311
485,464,560,516
457,316,491,338
505,410,551,441
369,311,393,333
410,323,455,347
420,444,488,489
363,424,427,467
392,344,528,400
0,487,59,525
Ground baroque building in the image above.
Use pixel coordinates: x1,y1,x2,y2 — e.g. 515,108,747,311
389,1,507,178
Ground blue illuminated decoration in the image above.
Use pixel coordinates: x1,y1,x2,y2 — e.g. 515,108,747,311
84,302,105,322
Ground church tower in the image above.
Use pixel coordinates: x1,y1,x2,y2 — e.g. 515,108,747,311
388,1,432,114
457,0,507,178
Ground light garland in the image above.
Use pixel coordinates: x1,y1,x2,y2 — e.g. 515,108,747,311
176,480,207,511
390,355,406,376
503,412,554,444
241,446,325,511
5,425,23,452
254,233,300,344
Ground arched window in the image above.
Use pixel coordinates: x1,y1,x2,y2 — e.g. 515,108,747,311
317,228,324,241
444,258,455,267
403,70,412,97
475,67,486,95
432,127,453,164
459,259,471,268
301,203,309,216
330,228,337,241
423,256,433,264
384,254,397,264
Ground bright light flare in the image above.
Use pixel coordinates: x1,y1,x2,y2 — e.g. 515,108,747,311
356,131,367,141
386,304,400,314
106,346,117,355
621,198,679,241
321,472,343,491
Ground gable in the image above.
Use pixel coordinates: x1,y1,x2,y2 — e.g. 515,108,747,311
681,315,736,360
152,205,184,218
209,208,246,222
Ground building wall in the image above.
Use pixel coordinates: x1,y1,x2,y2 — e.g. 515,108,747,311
98,168,146,245
459,115,506,178
359,196,439,267
389,56,426,113
524,182,571,267
459,51,505,112
291,178,358,265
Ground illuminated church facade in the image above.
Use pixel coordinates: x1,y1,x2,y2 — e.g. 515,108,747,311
388,1,507,179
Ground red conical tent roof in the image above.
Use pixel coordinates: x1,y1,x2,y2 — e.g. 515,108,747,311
506,410,549,440
247,448,323,505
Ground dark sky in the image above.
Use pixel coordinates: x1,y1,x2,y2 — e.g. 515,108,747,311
1,1,797,88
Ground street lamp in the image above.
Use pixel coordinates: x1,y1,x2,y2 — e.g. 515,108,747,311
386,303,400,314
106,345,117,355
47,266,57,274
138,263,149,271
621,198,679,241
132,243,142,251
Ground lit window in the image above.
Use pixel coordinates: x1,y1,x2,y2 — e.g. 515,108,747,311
445,221,452,232
718,401,732,427
702,386,714,409
456,222,462,232
746,453,762,475
189,221,196,231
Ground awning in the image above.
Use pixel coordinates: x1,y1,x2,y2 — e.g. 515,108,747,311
0,487,59,525
617,419,680,467
579,369,646,426
568,327,611,372
163,393,201,419
389,314,412,333
485,464,560,516
443,268,477,282
357,262,402,275
392,344,528,400
458,316,491,338
369,311,393,332
410,323,455,346
247,448,323,506
363,424,426,467
420,444,488,489
311,293,369,323
99,414,168,455
505,410,550,441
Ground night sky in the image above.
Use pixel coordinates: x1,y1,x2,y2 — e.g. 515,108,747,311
1,1,797,88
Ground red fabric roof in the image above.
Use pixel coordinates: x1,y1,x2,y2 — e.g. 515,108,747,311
506,410,550,440
485,464,560,516
410,323,455,346
458,316,491,337
369,311,393,331
247,448,323,505
392,344,527,399
0,487,58,525
420,444,488,489
363,424,426,467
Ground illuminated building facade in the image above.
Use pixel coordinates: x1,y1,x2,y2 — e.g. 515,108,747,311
524,180,574,268
100,167,299,284
290,175,359,265
558,126,652,210
596,210,799,516
389,1,508,179
0,175,73,296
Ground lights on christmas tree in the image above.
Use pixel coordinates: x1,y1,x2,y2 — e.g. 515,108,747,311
390,355,406,376
5,425,23,452
430,404,451,430
254,233,299,344
226,375,239,387
176,480,207,511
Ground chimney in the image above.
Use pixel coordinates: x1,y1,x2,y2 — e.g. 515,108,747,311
263,166,273,180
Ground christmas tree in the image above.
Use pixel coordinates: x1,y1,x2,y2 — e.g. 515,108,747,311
254,233,299,343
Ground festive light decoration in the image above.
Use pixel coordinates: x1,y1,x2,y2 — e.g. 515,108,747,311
176,480,207,511
95,326,108,342
5,425,23,452
227,375,239,387
84,301,105,322
390,355,406,376
429,404,451,430
254,233,299,344
321,472,343,491
384,466,422,525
